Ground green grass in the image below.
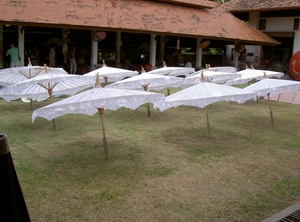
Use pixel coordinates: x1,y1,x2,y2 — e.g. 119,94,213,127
1,93,300,222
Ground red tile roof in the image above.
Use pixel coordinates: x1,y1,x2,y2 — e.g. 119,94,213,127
0,0,279,45
222,0,300,12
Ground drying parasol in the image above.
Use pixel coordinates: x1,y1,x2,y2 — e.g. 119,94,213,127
183,70,241,86
244,74,300,125
225,65,284,86
155,74,256,139
147,61,195,77
105,67,182,116
0,64,68,87
32,75,165,160
1,73,92,129
82,60,138,84
204,64,237,73
0,73,92,102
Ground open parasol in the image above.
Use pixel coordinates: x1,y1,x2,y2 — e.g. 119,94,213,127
244,74,300,125
32,75,165,160
156,74,256,139
204,64,237,73
147,61,195,77
105,67,182,116
183,70,241,87
0,73,92,102
0,64,68,87
225,65,284,86
82,60,138,84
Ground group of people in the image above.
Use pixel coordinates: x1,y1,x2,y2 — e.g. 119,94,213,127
48,45,78,74
172,49,193,67
5,43,193,73
5,43,81,74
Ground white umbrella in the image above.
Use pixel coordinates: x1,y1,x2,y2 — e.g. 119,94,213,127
32,78,165,160
244,77,300,125
105,71,183,91
225,66,284,86
0,73,92,102
0,73,92,128
147,61,195,77
0,64,68,86
156,75,256,138
183,70,241,86
105,67,183,116
204,64,237,73
83,60,138,83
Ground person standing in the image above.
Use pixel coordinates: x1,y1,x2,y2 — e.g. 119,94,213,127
6,43,20,67
48,45,56,67
69,46,77,74
185,59,192,68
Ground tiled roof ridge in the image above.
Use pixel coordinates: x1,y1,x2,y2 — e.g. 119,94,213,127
223,0,300,12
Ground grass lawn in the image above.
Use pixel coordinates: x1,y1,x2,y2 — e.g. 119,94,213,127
1,90,300,222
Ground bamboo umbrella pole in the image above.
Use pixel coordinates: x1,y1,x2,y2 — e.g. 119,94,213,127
142,84,151,117
267,93,274,126
98,108,109,160
205,106,211,139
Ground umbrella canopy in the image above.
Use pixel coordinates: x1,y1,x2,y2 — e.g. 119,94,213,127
105,68,183,116
225,67,284,86
183,70,241,86
0,134,31,222
244,78,300,125
32,84,165,160
155,77,256,138
204,65,237,73
105,72,183,92
0,65,68,86
0,73,92,102
147,61,195,77
83,60,138,83
158,81,256,111
244,78,300,98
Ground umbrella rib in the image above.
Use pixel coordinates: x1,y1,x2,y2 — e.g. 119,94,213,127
37,83,48,90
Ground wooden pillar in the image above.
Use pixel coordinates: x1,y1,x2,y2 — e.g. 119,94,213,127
196,38,203,69
149,34,157,69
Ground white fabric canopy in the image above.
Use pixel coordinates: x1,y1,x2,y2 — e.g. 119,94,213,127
0,73,92,102
244,78,300,97
83,65,138,83
184,70,241,86
32,87,166,122
225,68,284,86
156,81,256,111
0,66,68,86
206,66,237,73
105,73,183,91
147,66,195,77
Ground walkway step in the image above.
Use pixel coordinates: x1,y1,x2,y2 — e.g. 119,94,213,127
264,90,300,105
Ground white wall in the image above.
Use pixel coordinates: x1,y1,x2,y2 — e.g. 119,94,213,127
294,31,300,54
225,45,261,69
263,17,296,31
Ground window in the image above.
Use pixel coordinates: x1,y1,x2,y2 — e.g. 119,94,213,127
294,18,299,30
259,19,266,30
